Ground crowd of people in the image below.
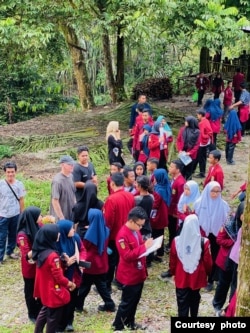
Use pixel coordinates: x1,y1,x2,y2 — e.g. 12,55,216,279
0,90,248,332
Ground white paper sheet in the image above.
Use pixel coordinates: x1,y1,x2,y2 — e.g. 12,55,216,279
138,235,163,258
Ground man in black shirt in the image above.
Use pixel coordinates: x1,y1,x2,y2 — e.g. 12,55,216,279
72,146,98,202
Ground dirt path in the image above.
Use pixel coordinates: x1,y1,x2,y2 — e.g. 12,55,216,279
0,96,249,332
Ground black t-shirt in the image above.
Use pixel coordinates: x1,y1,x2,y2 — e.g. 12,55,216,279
72,162,96,201
135,194,154,235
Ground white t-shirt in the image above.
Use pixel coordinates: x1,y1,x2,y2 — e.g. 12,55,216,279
0,179,26,217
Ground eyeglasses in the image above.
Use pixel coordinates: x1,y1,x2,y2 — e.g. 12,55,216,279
211,190,222,193
134,221,144,229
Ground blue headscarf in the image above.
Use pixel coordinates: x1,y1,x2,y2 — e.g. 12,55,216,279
157,115,173,137
150,121,161,135
84,209,110,255
204,98,223,121
57,219,82,280
141,125,151,157
153,168,171,207
177,180,201,213
224,110,242,140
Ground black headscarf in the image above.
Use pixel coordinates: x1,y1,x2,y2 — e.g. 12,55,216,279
183,116,200,150
17,206,41,243
224,201,245,241
32,224,59,267
72,181,103,225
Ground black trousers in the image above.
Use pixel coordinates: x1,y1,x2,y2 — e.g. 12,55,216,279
234,90,241,103
23,277,42,320
208,233,220,284
197,90,205,106
106,240,119,291
176,287,201,317
212,266,233,310
168,215,178,249
193,146,207,175
181,160,195,180
57,288,78,330
225,142,236,163
152,228,165,257
76,273,115,310
34,305,65,333
112,283,143,330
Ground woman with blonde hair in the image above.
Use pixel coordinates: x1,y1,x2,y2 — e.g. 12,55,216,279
106,121,125,166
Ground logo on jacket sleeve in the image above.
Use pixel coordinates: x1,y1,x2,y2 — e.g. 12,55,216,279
118,238,125,249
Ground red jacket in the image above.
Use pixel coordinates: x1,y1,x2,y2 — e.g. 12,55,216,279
176,126,200,159
195,76,210,92
198,118,213,145
82,239,109,275
150,191,169,229
205,112,221,134
225,129,241,144
223,87,233,106
148,133,161,159
34,252,70,308
133,118,154,151
233,72,244,91
17,232,36,279
168,174,186,217
215,228,234,271
170,238,212,289
203,163,224,189
103,189,135,241
116,224,147,285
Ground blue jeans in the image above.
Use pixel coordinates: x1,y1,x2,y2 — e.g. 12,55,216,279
0,214,19,262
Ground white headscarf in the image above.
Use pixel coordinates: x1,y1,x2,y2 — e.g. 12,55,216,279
175,214,202,274
177,180,201,213
194,181,230,237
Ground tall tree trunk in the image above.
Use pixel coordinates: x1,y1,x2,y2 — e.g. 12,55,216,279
199,47,210,73
236,156,250,316
102,31,117,103
116,25,126,101
61,25,94,110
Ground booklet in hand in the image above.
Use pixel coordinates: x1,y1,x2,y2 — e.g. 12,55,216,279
178,152,192,166
79,260,91,269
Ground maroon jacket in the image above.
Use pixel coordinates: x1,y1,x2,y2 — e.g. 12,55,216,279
168,174,186,217
116,224,147,285
17,232,36,279
150,191,169,229
103,189,135,241
82,239,109,275
195,76,210,92
203,163,224,190
34,252,70,308
148,133,161,159
176,126,200,159
198,118,213,145
133,118,154,151
233,72,244,91
170,238,212,289
215,228,234,271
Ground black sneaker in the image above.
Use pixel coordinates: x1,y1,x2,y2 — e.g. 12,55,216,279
204,282,213,292
75,307,83,313
193,173,205,178
153,256,163,263
98,304,116,312
161,270,172,278
65,324,74,332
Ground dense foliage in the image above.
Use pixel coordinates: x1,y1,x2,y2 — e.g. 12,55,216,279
0,0,249,122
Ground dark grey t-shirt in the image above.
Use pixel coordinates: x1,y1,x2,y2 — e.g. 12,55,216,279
72,162,96,201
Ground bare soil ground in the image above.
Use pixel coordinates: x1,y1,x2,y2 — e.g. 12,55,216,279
0,94,249,332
